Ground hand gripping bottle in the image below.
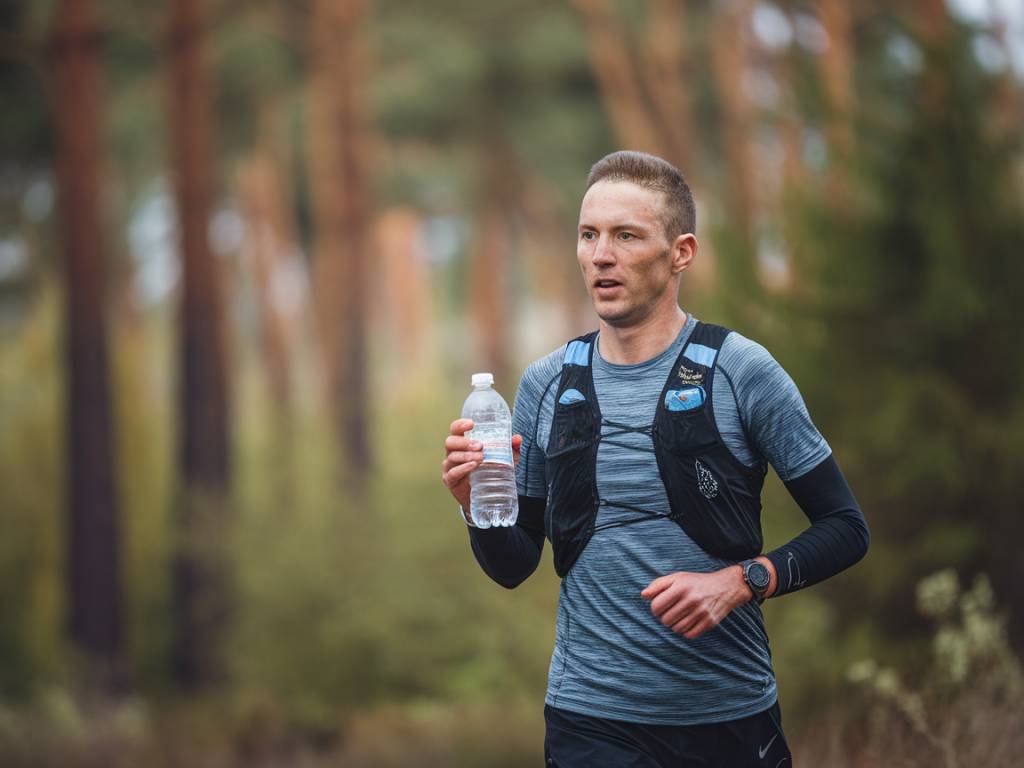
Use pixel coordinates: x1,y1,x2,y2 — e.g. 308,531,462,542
460,373,519,528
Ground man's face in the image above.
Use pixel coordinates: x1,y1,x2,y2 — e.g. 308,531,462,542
577,180,681,327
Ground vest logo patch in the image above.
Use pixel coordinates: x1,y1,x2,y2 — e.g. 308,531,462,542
695,459,719,499
558,388,586,405
677,364,704,385
664,386,705,412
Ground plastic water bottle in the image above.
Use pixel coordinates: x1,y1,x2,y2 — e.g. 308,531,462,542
461,372,518,528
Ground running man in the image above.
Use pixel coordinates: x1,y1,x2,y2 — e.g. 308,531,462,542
442,151,868,767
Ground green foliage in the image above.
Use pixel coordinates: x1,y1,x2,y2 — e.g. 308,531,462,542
373,0,607,212
229,357,557,728
777,18,1024,647
0,3,51,184
112,309,176,694
0,285,65,698
0,294,557,757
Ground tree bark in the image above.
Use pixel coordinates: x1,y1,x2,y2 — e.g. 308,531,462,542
469,148,514,387
986,0,1021,138
641,0,695,172
816,0,855,202
167,0,232,690
516,171,590,338
710,0,757,242
569,0,665,156
915,0,952,115
375,207,434,370
49,0,126,690
570,0,698,172
774,10,805,191
817,0,854,157
706,0,764,329
238,109,297,411
308,0,373,488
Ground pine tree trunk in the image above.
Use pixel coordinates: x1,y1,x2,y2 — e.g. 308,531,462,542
986,0,1021,138
309,0,373,488
50,0,125,690
708,0,762,325
570,0,665,156
167,0,232,690
641,0,694,172
773,11,805,191
469,150,512,386
817,0,854,200
710,0,757,242
517,172,589,339
916,0,952,114
375,207,433,369
571,0,697,175
238,113,295,411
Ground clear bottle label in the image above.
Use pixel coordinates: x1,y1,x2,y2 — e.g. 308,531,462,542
468,421,513,467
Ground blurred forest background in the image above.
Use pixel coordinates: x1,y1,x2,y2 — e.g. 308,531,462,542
1,0,1023,765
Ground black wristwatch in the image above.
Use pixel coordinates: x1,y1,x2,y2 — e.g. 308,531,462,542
741,559,771,604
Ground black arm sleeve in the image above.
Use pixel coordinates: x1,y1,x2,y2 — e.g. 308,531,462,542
765,454,869,597
467,495,547,589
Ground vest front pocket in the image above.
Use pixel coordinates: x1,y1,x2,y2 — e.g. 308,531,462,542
655,408,719,454
545,441,599,576
548,400,597,456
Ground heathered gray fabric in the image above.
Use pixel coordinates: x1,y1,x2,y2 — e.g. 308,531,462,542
512,313,831,725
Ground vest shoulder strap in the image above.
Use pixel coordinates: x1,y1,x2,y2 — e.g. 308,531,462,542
562,331,599,368
661,321,732,395
553,331,599,409
681,321,730,366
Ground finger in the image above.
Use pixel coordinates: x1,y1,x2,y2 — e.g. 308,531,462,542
641,575,674,600
444,451,485,466
672,609,705,636
511,435,523,467
442,455,481,477
683,615,716,640
450,418,474,436
446,435,483,452
650,583,689,616
443,461,479,487
660,599,698,628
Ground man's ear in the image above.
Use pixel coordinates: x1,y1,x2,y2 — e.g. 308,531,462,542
671,233,697,275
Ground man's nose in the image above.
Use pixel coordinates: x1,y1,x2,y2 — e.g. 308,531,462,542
592,235,615,265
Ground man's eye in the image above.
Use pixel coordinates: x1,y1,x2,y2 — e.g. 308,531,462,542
619,232,634,240
581,231,596,241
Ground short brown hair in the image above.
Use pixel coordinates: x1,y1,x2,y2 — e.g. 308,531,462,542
586,151,696,238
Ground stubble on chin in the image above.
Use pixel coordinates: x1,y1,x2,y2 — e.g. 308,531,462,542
594,300,636,328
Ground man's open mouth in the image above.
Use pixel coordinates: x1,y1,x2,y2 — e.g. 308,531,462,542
594,279,621,288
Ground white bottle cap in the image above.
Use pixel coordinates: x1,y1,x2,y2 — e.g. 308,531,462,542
471,372,494,387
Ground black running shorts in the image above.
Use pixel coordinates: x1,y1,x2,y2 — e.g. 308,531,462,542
543,701,792,767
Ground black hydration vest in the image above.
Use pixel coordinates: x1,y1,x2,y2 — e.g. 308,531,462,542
544,321,767,578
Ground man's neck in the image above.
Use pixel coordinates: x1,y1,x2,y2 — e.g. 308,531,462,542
598,306,688,365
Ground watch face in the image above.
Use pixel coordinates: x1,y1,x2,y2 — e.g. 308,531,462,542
748,562,770,589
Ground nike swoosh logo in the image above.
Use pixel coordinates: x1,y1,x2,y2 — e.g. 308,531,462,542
758,733,778,759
